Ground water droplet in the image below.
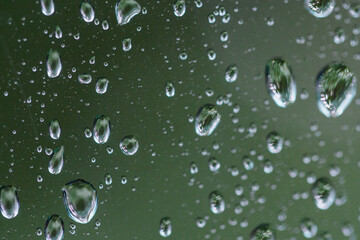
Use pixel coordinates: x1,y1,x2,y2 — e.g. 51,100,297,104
242,155,254,170
41,0,55,16
250,224,275,240
173,0,186,17
49,119,61,140
115,0,141,26
159,217,172,237
225,65,238,83
84,128,92,138
266,131,283,154
209,191,225,214
311,177,336,210
122,38,132,51
334,27,345,44
78,73,92,84
46,49,62,78
95,78,109,94
104,174,112,185
189,162,198,174
195,104,221,136
305,0,335,18
196,217,206,228
62,179,98,224
0,186,19,219
48,146,64,175
55,25,62,39
102,20,109,30
208,157,221,172
165,81,175,97
93,115,111,144
207,49,216,61
300,218,317,238
120,135,139,155
265,57,296,108
45,215,64,240
80,0,95,23
349,4,360,18
316,62,357,118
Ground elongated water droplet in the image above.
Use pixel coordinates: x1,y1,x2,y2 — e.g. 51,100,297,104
316,63,357,118
95,78,109,94
0,186,19,219
115,0,141,26
48,146,64,175
80,0,95,23
312,177,336,210
93,115,110,144
266,131,283,154
45,215,64,240
165,81,175,97
41,0,55,16
305,0,335,18
55,25,62,39
195,104,221,136
122,38,132,51
120,135,139,155
159,217,172,237
250,224,275,240
62,179,98,224
173,0,186,17
47,49,62,78
49,119,61,140
300,218,317,238
225,64,238,83
265,57,296,108
78,73,92,84
209,191,225,214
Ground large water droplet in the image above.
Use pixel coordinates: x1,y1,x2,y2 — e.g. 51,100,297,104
93,115,110,144
49,119,61,140
311,177,336,210
48,146,64,175
120,135,139,155
62,179,98,224
265,57,296,108
165,81,175,97
95,78,109,94
78,73,92,84
115,0,141,26
225,64,238,83
195,104,221,136
46,49,62,78
173,0,186,17
80,0,95,23
209,191,225,214
159,217,172,237
250,224,275,240
316,62,357,118
300,218,317,238
41,0,55,16
305,0,335,18
266,131,283,154
0,186,19,219
45,215,64,240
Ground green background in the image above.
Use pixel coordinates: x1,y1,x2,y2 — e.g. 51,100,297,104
0,0,359,239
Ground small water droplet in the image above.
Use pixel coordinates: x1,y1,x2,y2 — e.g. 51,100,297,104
305,0,335,18
48,146,64,175
311,177,336,210
165,81,175,97
195,104,221,136
95,78,109,94
209,191,225,214
120,135,139,155
266,131,283,154
173,0,186,17
159,217,172,237
49,119,61,140
93,115,111,144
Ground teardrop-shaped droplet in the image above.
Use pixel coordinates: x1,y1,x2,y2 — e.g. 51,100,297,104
304,0,335,18
159,217,172,237
46,49,62,78
225,64,238,83
55,25,62,39
173,0,186,17
265,57,296,108
49,119,61,140
266,131,283,154
0,186,19,219
195,104,221,136
311,177,336,210
62,179,98,224
165,81,175,97
48,146,64,175
300,218,317,238
93,115,110,144
120,135,139,155
250,224,276,240
115,0,141,26
316,62,357,118
78,73,92,84
80,0,95,23
95,78,109,94
41,0,55,16
209,191,225,214
45,215,64,240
